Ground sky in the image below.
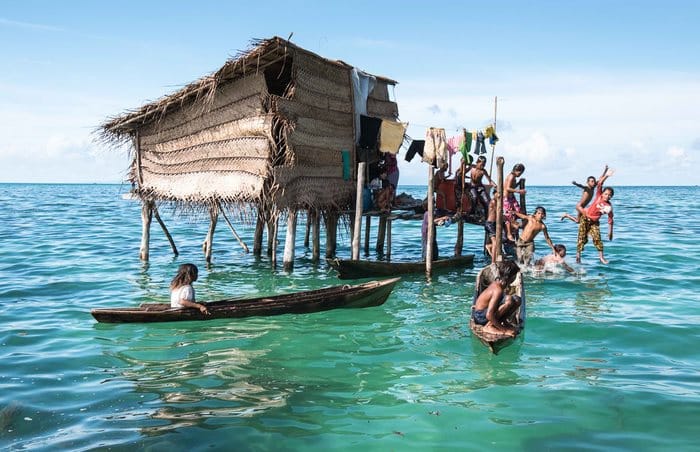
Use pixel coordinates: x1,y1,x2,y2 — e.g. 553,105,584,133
1,0,699,186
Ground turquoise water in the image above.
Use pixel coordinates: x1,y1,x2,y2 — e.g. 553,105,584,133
1,183,699,451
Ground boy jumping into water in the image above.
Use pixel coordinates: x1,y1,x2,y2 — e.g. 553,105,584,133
577,168,615,264
504,163,526,242
561,165,609,223
535,244,575,274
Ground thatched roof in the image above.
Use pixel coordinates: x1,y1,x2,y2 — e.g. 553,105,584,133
101,36,397,141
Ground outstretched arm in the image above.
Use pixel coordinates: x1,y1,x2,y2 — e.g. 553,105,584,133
572,180,585,189
562,261,576,274
542,226,556,251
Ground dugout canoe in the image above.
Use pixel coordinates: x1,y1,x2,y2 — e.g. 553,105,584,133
91,277,400,323
469,264,526,354
327,254,474,280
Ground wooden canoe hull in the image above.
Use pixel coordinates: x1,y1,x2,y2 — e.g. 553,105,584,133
328,254,474,279
91,277,400,323
469,265,526,354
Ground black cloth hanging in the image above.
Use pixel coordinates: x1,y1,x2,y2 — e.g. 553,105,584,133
405,140,425,162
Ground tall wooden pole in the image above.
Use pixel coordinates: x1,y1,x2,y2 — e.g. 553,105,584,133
352,162,366,260
493,156,505,263
489,96,498,176
426,164,435,276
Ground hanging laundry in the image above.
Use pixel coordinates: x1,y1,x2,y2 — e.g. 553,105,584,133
458,128,472,163
446,134,463,155
405,140,425,162
489,132,499,146
475,131,487,155
379,120,407,154
484,124,495,139
424,127,448,167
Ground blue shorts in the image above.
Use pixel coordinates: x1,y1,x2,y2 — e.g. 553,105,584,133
472,309,488,325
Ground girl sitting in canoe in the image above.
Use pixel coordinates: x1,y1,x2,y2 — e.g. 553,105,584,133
170,263,209,314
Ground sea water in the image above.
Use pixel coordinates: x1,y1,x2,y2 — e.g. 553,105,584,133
1,183,699,451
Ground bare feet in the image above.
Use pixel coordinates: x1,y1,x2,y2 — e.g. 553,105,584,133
483,324,516,337
599,255,609,264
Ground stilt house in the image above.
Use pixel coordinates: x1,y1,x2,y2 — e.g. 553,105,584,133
100,36,399,265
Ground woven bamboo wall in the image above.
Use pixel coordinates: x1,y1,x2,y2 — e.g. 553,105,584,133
135,75,273,202
267,49,357,210
367,80,399,119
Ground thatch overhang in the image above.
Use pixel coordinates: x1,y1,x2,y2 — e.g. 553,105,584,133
100,36,399,212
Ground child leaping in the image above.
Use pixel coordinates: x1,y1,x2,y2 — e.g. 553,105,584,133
561,165,609,223
504,163,526,242
576,167,615,264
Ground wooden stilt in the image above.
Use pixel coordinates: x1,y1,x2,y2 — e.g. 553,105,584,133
304,209,311,248
253,210,264,256
426,165,435,276
364,215,371,256
376,216,387,254
203,206,218,263
266,217,276,257
455,217,464,256
519,178,527,214
387,216,392,261
216,201,249,253
283,209,298,271
325,212,338,258
270,214,279,268
311,209,320,262
149,201,178,257
139,200,153,261
351,162,366,260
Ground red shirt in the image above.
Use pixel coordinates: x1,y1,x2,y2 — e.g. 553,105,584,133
585,185,613,224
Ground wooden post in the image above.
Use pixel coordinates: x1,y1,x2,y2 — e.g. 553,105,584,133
139,200,153,261
325,212,338,258
311,209,320,262
269,214,279,268
519,178,528,214
387,216,393,261
376,216,387,254
217,200,249,253
426,164,435,276
283,209,298,271
455,217,464,256
364,215,371,256
493,157,505,263
253,209,265,256
304,209,311,248
203,205,218,264
351,162,366,260
151,201,178,257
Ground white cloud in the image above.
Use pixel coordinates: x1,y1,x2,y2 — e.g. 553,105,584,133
394,70,700,185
